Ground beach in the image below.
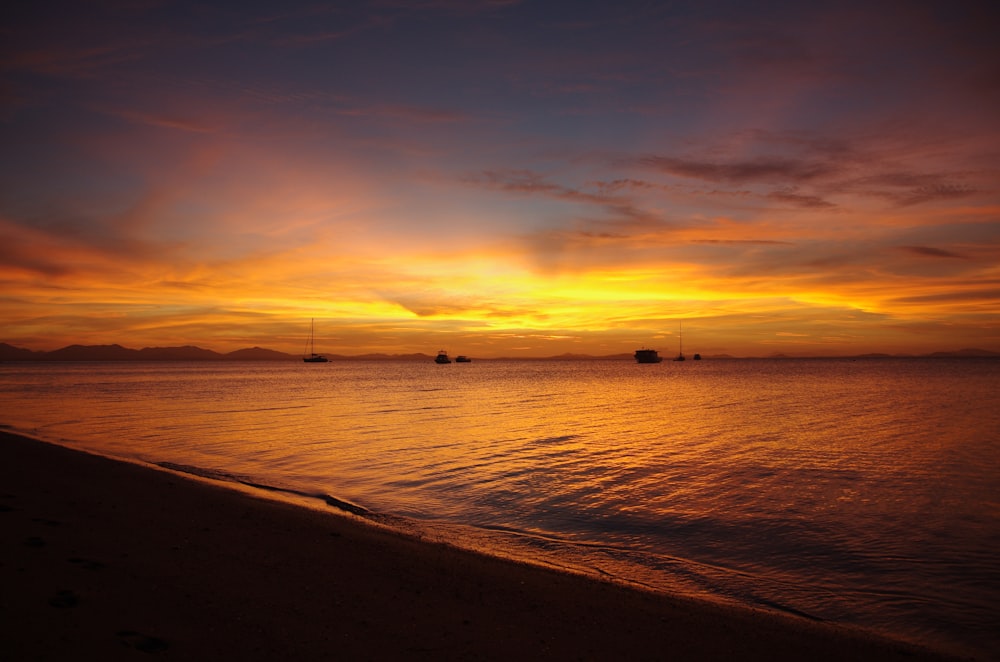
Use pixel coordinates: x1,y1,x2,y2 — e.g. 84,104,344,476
1,430,956,661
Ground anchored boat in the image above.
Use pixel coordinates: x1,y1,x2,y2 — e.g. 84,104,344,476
634,348,663,363
303,319,328,363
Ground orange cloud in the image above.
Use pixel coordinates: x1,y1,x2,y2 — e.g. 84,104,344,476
2,0,998,357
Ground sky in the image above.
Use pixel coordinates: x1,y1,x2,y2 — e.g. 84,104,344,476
2,0,999,357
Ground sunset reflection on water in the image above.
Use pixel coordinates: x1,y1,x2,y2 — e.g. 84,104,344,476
1,358,997,658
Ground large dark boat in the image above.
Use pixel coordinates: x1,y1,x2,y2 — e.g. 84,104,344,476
634,348,663,363
434,350,451,364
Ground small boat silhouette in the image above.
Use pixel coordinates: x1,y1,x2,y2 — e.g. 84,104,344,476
303,319,328,363
673,321,685,361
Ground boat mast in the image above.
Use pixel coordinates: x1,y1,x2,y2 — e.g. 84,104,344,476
673,320,686,361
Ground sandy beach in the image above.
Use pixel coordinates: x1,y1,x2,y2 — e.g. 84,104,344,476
0,430,956,661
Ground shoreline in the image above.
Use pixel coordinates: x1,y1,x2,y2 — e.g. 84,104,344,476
1,430,958,660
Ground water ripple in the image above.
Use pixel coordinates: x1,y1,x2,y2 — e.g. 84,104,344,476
1,358,997,659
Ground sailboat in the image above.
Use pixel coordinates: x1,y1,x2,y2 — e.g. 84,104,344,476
673,321,686,362
303,319,329,363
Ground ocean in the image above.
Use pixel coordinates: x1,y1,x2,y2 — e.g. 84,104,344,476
1,358,997,659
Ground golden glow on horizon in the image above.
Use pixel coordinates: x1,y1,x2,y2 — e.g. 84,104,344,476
3,229,997,357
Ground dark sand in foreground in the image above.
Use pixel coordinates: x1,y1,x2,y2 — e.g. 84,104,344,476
1,430,956,660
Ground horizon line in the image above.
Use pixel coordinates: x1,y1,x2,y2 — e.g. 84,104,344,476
2,341,998,361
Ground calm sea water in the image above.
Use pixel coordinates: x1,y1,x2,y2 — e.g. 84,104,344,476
1,358,997,658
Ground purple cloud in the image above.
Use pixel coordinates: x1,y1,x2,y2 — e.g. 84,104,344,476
767,189,836,209
639,155,839,184
898,246,967,259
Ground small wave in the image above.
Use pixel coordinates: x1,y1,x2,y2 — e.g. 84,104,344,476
202,405,311,415
156,461,371,517
752,596,824,621
315,493,369,516
534,435,579,444
157,461,245,483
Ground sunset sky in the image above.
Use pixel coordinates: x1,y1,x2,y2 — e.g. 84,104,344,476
3,0,999,357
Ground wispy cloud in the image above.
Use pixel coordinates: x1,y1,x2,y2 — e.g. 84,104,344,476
898,246,968,259
692,239,794,246
766,189,836,209
639,155,838,185
334,103,469,124
466,169,665,226
111,109,216,133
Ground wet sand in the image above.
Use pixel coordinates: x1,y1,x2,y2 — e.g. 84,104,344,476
0,430,955,660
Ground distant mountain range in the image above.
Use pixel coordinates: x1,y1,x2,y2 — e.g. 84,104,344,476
1,342,998,362
0,343,297,362
0,343,461,362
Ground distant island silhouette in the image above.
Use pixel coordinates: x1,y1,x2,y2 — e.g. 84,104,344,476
1,342,998,362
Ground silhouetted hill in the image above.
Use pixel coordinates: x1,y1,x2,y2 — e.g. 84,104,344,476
43,344,141,361
350,353,433,361
925,348,999,357
225,347,296,361
542,353,599,361
0,343,439,362
0,343,294,362
0,343,43,361
137,346,225,361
